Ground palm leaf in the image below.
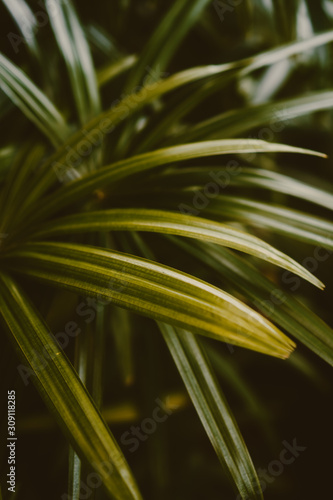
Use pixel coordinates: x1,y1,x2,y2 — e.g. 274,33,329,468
0,272,142,500
24,29,333,198
46,0,101,124
167,90,333,144
68,447,82,500
30,208,323,288
160,323,264,500
131,231,264,499
128,186,333,249
203,196,333,249
124,0,213,90
98,55,137,88
3,240,296,358
227,168,333,211
169,237,333,366
138,165,333,212
133,31,333,153
17,139,326,227
0,53,70,144
0,144,46,234
116,0,213,157
2,0,40,59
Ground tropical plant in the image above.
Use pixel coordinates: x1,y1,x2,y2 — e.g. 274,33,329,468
0,1,333,499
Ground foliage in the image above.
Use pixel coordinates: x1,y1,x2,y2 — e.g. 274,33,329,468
0,1,333,499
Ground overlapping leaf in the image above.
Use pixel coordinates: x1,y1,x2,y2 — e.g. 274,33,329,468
0,272,142,500
2,0,40,59
30,208,323,288
167,91,333,144
203,196,333,249
168,237,333,366
135,166,333,212
23,30,333,201
131,232,264,500
160,324,264,500
17,139,326,227
2,241,296,358
0,53,70,144
46,0,101,124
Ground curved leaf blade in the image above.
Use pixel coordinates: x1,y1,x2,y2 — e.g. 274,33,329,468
26,29,333,198
160,324,263,500
98,55,137,88
230,168,333,212
3,241,296,358
135,32,333,153
0,53,70,145
20,139,326,226
124,0,212,91
46,0,101,124
31,208,324,289
204,196,333,250
2,0,40,59
169,91,333,144
170,237,333,366
0,272,142,500
136,165,333,212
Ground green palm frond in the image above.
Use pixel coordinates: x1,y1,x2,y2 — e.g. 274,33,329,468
0,1,333,499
